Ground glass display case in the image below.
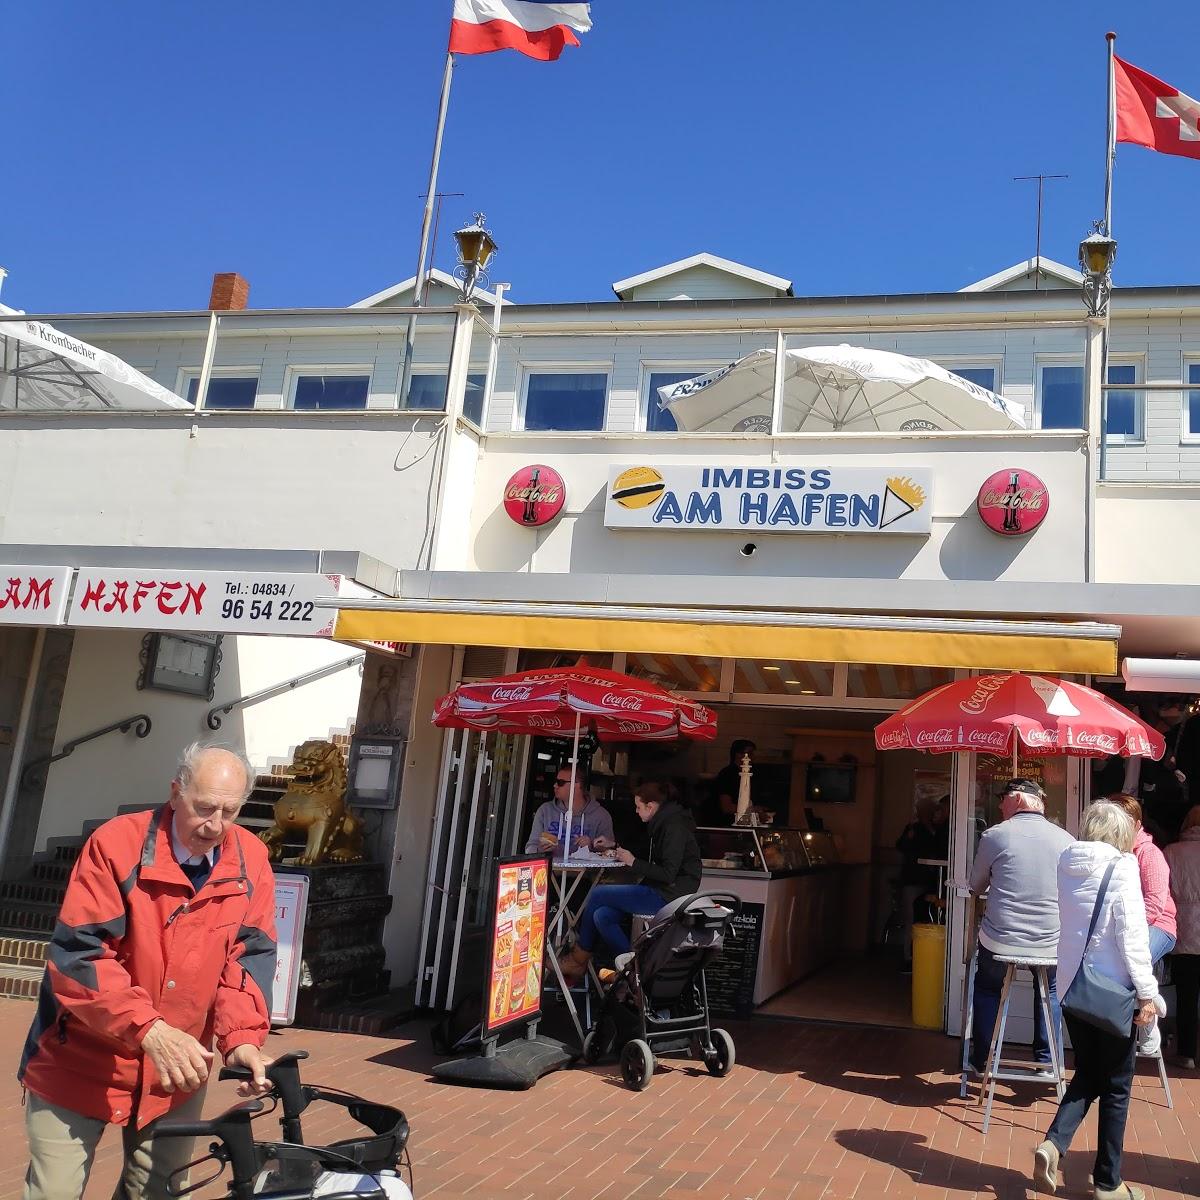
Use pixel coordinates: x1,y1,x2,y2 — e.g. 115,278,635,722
697,827,838,874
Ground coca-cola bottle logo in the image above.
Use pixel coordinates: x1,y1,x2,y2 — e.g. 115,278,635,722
976,468,1050,537
503,465,567,528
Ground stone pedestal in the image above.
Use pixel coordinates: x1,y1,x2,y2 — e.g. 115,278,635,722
274,862,393,1025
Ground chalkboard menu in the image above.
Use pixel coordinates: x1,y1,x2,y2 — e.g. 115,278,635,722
705,902,764,1018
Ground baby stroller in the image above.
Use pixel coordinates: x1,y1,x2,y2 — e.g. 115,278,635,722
581,891,740,1091
152,1050,412,1199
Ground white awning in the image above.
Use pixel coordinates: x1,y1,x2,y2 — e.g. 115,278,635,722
1122,657,1200,693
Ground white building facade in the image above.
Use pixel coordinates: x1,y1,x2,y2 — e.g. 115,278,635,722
5,252,1200,1031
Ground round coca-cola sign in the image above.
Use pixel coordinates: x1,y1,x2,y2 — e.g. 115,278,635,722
977,468,1049,537
503,464,566,528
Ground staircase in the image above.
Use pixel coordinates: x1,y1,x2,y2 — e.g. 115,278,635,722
0,847,75,998
0,731,363,1005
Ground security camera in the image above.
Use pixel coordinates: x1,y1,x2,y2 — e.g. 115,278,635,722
740,543,757,557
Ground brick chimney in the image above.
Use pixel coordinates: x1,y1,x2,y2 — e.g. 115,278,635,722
208,272,250,311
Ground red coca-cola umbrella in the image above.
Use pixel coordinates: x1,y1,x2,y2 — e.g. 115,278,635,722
874,673,1164,768
433,663,717,853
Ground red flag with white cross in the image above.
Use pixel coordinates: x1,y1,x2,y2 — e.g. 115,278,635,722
1114,56,1200,160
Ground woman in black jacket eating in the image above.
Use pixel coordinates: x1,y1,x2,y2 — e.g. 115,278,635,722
559,780,702,983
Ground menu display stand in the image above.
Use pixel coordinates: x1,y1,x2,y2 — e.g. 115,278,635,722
432,854,575,1089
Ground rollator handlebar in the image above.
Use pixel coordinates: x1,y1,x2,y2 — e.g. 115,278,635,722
219,1049,311,1140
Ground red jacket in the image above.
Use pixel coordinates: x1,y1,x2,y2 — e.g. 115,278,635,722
19,806,276,1128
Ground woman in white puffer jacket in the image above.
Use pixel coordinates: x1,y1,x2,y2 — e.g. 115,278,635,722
1164,805,1200,1069
1033,802,1163,1200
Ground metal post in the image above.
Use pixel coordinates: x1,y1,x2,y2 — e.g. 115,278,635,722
1104,33,1117,237
0,628,46,875
399,52,456,410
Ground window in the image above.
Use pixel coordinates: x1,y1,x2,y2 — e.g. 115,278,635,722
1105,362,1140,441
291,372,370,411
183,375,258,410
405,372,487,424
643,370,700,432
947,366,997,393
1039,363,1084,429
522,372,607,431
1187,362,1200,440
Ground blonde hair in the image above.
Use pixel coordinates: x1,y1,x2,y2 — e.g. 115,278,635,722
1079,800,1135,853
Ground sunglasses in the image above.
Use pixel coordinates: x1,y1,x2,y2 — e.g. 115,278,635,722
554,778,572,786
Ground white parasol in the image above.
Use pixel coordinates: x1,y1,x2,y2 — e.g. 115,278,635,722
659,344,1025,434
0,306,192,411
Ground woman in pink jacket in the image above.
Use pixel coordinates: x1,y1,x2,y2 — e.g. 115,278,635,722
1109,793,1177,1056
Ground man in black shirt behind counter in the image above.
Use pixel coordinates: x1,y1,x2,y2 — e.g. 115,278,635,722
703,739,756,826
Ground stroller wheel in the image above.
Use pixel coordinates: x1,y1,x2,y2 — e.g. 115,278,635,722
705,1028,736,1078
620,1039,655,1091
581,1029,603,1065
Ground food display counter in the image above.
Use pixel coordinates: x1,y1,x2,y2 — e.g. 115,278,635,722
697,826,850,1015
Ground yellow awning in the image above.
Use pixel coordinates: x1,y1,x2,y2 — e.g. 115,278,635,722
334,606,1117,675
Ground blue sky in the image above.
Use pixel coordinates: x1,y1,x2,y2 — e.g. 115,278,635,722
6,3,1200,312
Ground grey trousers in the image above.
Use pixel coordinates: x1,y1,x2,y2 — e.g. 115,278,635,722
23,1088,206,1200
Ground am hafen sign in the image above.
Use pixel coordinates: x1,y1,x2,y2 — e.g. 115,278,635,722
68,570,341,636
604,464,934,535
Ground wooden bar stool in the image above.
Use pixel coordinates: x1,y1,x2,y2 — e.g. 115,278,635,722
976,953,1065,1134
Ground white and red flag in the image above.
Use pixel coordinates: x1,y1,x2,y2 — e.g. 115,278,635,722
449,0,592,61
1114,56,1200,161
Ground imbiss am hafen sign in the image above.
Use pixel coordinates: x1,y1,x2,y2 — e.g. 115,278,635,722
604,464,933,535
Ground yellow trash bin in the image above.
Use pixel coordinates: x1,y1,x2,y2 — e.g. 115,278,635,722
911,922,946,1029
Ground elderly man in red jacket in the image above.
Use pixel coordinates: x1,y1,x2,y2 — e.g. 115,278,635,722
18,742,277,1200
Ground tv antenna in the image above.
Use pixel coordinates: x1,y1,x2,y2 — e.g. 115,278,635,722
1013,174,1068,290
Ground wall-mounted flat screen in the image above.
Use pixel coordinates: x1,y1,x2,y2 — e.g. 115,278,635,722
805,762,856,805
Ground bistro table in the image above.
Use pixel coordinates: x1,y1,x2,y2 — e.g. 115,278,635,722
544,851,614,1040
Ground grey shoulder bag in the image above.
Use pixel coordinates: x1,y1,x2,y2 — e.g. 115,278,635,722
1061,860,1137,1038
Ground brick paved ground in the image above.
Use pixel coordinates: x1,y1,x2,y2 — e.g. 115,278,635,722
0,999,1195,1199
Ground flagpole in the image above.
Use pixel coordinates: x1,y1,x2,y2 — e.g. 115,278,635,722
399,49,456,409
1104,31,1116,235
1098,32,1117,487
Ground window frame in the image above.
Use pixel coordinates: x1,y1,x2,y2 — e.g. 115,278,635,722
176,367,261,411
637,362,727,433
932,356,1004,396
403,368,489,420
517,364,612,433
1103,355,1144,445
284,365,373,412
1035,355,1086,431
1183,358,1200,445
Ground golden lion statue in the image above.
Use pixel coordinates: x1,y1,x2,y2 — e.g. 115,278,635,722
259,739,365,865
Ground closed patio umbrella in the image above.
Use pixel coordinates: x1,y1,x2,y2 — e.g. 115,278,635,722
0,306,191,411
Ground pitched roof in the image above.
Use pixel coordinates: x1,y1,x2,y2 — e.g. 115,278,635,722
959,257,1084,292
351,268,510,309
612,253,793,300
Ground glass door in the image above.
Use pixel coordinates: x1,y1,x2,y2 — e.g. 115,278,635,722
414,730,530,1012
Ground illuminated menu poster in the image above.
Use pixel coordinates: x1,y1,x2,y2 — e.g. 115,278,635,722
482,854,550,1038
